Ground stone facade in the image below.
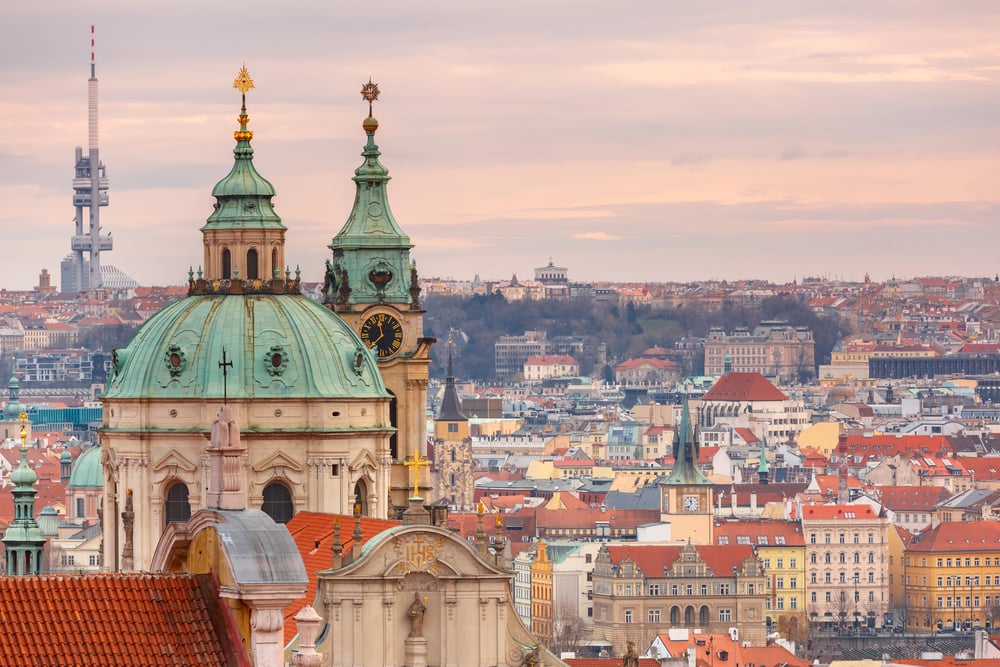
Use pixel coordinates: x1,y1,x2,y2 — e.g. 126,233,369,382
591,543,767,655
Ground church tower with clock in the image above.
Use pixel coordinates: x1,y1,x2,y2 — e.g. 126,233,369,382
659,397,714,544
324,80,434,517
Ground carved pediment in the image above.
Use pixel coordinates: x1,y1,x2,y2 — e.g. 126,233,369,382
333,525,507,580
251,450,304,475
348,448,378,473
151,449,200,475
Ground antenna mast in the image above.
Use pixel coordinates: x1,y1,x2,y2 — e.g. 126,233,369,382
67,25,112,293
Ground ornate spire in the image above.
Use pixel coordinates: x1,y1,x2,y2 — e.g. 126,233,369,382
4,414,46,575
436,337,467,422
198,65,287,289
757,433,770,485
664,395,711,486
327,79,415,309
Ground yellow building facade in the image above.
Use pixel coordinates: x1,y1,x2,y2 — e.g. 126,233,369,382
903,521,1000,632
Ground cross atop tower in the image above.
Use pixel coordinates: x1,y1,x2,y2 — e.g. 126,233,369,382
403,452,430,500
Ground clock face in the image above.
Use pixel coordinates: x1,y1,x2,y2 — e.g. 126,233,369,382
683,495,700,512
359,312,404,359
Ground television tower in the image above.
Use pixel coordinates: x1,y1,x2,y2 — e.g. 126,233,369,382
68,25,112,292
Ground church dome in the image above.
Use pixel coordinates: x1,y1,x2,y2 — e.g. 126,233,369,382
104,70,387,404
67,444,103,489
103,293,386,400
4,375,23,421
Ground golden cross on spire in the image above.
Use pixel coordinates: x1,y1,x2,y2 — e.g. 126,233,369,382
403,452,430,499
361,78,380,117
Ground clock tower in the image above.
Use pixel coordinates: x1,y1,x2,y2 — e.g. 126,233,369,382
659,396,714,544
325,80,434,517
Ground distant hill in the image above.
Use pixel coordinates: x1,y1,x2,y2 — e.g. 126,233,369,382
424,293,844,381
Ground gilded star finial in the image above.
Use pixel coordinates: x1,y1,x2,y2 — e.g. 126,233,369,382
234,65,255,95
232,65,255,142
361,78,380,117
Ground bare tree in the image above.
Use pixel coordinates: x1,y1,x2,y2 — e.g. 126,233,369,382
549,613,590,657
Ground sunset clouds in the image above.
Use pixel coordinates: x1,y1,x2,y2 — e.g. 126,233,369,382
0,1,997,289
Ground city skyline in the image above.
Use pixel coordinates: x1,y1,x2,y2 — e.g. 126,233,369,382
1,2,998,291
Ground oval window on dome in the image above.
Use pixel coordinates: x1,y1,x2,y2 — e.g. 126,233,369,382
164,345,187,378
265,345,288,377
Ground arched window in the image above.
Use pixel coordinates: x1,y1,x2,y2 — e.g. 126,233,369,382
271,248,279,278
684,606,694,625
165,482,191,524
700,605,710,625
670,606,680,625
222,249,232,279
262,482,293,524
247,248,259,280
353,480,368,517
825,552,831,564
76,498,85,519
388,392,398,460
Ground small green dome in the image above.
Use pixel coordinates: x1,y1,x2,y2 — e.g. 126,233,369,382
10,454,37,487
60,450,72,463
67,445,103,489
3,375,23,421
104,294,387,401
37,506,60,537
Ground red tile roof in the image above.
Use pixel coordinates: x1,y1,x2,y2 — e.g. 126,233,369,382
877,485,952,511
800,504,877,520
605,544,755,577
283,511,401,645
702,373,788,402
564,660,659,667
907,521,1000,553
652,631,808,667
712,519,806,546
0,572,249,666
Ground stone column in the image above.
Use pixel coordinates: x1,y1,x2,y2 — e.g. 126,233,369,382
249,605,286,667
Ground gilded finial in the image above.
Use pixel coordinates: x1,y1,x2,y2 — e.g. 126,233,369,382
233,65,255,142
19,412,28,450
361,78,380,115
234,65,255,96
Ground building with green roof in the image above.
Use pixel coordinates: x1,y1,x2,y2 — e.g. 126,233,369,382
100,68,396,572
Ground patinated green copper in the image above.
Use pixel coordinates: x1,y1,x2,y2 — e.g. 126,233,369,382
326,82,414,307
664,395,712,486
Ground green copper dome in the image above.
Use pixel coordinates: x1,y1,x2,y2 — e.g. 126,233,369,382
67,444,103,489
9,450,37,487
200,94,285,232
104,294,387,400
4,375,23,422
107,71,387,404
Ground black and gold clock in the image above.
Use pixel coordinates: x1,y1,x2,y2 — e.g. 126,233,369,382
359,312,404,359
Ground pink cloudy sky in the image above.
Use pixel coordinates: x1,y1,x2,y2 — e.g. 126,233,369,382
1,2,998,290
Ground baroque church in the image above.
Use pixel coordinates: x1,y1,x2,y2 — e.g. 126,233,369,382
0,69,569,667
99,69,432,572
